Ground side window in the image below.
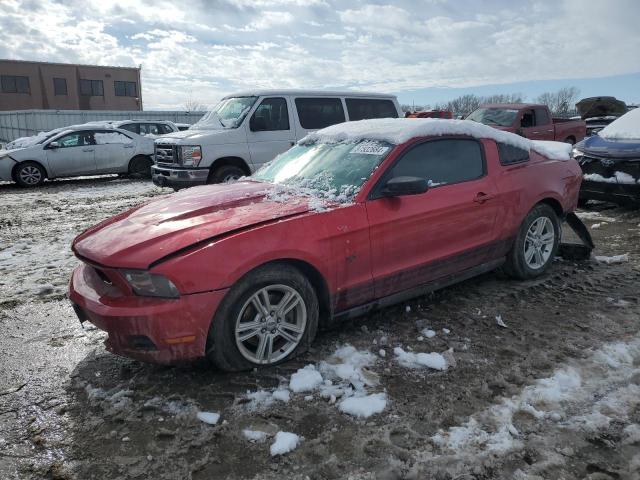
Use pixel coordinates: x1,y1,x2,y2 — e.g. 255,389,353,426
534,108,550,126
94,131,133,145
386,139,484,186
157,124,173,134
250,97,290,132
497,142,529,165
54,132,92,148
521,110,535,128
346,98,398,121
140,124,160,135
119,123,139,134
295,98,345,129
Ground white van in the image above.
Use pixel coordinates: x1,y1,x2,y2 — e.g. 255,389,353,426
151,89,401,189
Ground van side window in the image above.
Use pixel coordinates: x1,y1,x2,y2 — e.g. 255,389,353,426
119,123,138,134
250,97,290,131
346,98,398,121
295,98,345,129
386,139,484,187
534,108,551,125
497,142,529,165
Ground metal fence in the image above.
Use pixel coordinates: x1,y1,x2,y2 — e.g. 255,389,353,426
0,110,206,143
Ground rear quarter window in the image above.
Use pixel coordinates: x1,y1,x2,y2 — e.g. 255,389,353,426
295,97,345,129
346,98,398,121
497,143,530,165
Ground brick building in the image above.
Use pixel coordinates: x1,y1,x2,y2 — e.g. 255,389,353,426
0,60,142,111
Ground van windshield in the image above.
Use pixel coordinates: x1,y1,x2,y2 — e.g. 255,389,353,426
192,96,258,130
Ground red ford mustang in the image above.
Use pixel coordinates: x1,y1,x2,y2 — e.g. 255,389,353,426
69,119,581,370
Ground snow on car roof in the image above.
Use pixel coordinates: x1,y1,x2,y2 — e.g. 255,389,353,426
599,108,640,140
301,118,572,160
223,89,397,99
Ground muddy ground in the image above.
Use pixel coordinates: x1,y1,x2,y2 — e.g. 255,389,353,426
1,176,639,480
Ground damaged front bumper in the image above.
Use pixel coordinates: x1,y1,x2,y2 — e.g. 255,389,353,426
0,156,16,181
576,154,640,204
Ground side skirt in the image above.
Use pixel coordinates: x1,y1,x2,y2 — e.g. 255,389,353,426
332,257,505,322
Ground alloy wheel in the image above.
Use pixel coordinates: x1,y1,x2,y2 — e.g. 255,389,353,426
234,284,307,365
523,216,555,269
19,165,42,185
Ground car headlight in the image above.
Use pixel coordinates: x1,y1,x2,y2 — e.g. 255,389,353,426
181,145,202,167
121,270,180,298
571,147,583,158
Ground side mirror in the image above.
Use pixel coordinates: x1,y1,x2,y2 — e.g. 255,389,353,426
48,141,60,149
381,176,429,197
250,115,267,132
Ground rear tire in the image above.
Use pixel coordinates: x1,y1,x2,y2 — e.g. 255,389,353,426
503,204,560,280
128,156,153,179
206,264,319,371
14,161,46,187
207,164,245,184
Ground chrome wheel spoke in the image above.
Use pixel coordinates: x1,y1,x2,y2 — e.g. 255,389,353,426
277,327,300,344
236,321,262,342
524,246,535,263
255,334,269,362
276,291,299,316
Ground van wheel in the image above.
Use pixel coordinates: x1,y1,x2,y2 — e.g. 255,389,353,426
208,165,245,184
503,204,560,280
14,162,46,187
206,264,319,371
128,156,153,178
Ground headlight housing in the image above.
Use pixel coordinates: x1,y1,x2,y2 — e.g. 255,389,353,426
181,145,202,167
571,147,583,158
121,270,180,298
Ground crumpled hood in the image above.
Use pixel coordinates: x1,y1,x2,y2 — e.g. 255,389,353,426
72,181,312,269
576,97,627,119
576,134,640,159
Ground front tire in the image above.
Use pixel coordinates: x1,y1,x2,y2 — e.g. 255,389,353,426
206,264,319,371
504,204,560,280
208,164,245,184
128,156,153,179
14,161,46,187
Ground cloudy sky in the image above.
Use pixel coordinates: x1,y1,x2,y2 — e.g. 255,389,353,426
1,0,639,109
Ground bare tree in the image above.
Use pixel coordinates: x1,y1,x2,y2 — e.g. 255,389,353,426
184,96,208,112
535,87,580,115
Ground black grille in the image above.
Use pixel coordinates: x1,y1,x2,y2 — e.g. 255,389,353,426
155,144,180,166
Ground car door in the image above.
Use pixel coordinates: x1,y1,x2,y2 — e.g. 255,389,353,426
93,130,135,173
246,97,296,167
45,131,97,177
366,138,501,298
520,108,554,140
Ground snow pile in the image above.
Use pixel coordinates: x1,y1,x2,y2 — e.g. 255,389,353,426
244,388,291,411
242,429,268,443
83,384,134,414
431,337,640,458
594,253,629,264
264,172,361,210
196,411,220,425
289,365,324,393
300,118,572,160
421,328,436,338
394,347,448,371
270,431,301,456
599,108,640,140
584,172,638,184
338,393,387,418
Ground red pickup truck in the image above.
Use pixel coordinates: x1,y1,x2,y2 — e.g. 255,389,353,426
467,103,586,144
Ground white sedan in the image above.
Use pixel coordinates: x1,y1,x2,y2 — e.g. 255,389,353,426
0,125,155,187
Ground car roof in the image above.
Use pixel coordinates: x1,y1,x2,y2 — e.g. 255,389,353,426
479,103,545,110
223,89,397,100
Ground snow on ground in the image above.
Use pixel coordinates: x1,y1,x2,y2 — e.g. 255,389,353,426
242,429,268,443
576,211,617,222
394,347,448,371
338,392,387,418
196,411,220,425
424,336,640,473
270,432,301,456
289,364,324,393
594,253,630,264
0,178,169,304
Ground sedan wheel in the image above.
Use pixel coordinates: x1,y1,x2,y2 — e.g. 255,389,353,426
523,217,555,270
235,284,307,365
15,162,45,187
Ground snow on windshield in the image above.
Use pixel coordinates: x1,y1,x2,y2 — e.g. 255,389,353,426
301,118,571,160
599,108,640,140
191,96,257,130
466,108,519,127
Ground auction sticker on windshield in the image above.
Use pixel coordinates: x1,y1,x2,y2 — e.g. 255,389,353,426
350,142,389,155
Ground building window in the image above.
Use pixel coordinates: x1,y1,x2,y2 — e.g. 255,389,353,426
1,75,31,94
114,81,137,97
80,79,104,96
53,78,68,96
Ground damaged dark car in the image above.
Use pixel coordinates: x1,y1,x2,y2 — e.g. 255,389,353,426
576,96,628,137
573,108,640,206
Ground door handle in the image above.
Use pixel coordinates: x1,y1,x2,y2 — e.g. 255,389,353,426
532,131,540,134
82,148,94,152
290,141,295,146
124,144,134,148
474,192,495,203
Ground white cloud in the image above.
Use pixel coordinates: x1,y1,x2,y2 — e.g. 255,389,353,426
0,0,638,109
